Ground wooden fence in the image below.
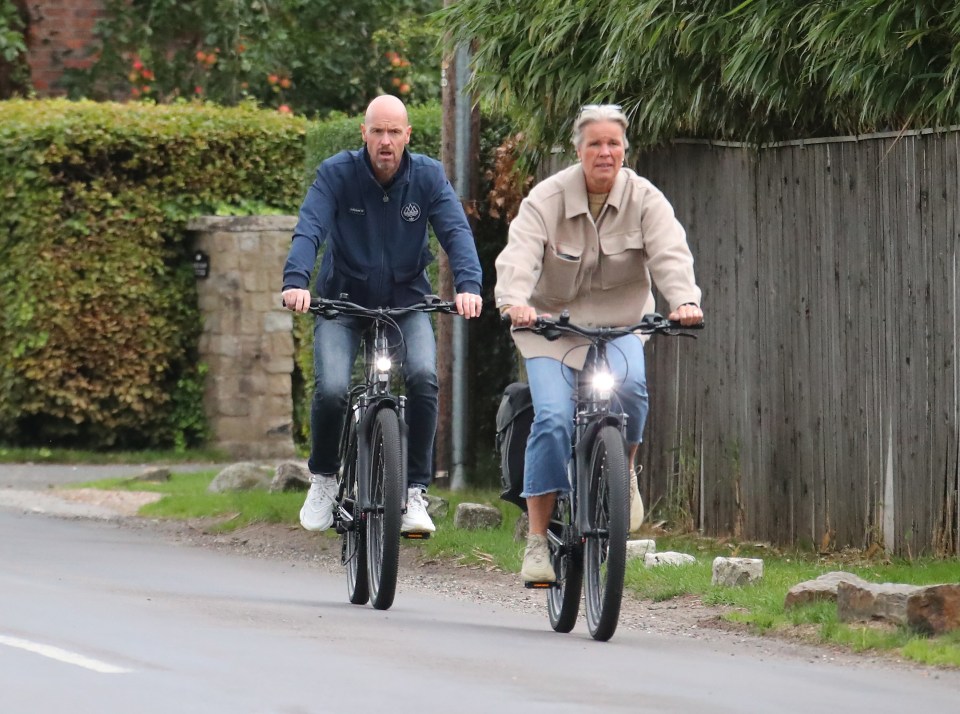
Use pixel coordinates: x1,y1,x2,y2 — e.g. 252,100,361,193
635,129,959,556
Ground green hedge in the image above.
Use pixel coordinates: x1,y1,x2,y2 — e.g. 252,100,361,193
0,99,309,449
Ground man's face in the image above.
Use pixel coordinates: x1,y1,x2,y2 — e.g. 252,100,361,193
362,112,412,183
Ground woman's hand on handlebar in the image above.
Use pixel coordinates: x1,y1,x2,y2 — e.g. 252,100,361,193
503,305,547,328
455,292,484,319
668,303,704,327
282,288,312,313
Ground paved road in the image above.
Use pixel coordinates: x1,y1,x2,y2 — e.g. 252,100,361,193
3,510,960,714
2,467,959,713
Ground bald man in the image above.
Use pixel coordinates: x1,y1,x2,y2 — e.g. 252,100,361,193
282,95,483,535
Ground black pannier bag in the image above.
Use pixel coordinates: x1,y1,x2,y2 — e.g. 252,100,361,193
495,382,533,511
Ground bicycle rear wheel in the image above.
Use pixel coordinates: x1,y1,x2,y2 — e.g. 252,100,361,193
366,408,404,610
341,421,369,605
583,424,629,641
547,495,582,633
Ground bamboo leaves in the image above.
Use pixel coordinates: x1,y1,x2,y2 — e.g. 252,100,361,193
438,0,960,146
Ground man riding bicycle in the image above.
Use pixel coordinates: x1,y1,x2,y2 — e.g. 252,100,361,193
496,104,704,583
282,95,483,536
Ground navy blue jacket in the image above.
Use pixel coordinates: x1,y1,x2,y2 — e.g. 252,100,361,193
282,147,482,308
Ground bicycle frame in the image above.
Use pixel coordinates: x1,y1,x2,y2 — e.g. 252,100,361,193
570,338,627,538
307,293,459,608
350,322,408,518
513,310,703,640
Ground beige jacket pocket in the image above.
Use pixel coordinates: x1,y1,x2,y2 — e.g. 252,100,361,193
599,229,644,289
535,245,582,303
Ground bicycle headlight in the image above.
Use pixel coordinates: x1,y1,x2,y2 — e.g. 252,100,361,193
592,371,615,396
375,355,392,373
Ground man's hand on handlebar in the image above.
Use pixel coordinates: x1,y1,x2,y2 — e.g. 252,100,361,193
455,292,484,319
668,303,704,327
282,288,312,313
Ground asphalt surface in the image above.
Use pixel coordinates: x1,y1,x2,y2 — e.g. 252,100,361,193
4,500,960,714
0,463,228,519
0,462,223,490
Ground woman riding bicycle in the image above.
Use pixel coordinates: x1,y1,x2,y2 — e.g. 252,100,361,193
495,104,704,584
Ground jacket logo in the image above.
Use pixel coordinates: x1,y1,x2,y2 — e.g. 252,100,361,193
401,203,421,222
348,207,365,215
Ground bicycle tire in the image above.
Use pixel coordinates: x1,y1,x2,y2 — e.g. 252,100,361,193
366,408,404,610
583,425,629,641
547,495,582,633
342,420,369,605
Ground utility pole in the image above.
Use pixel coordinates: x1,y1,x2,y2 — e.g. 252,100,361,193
439,0,472,490
435,46,457,491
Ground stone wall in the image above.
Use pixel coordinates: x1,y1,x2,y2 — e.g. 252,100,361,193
187,215,297,459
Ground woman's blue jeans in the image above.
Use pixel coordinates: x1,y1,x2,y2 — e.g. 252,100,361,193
308,310,438,489
521,334,648,498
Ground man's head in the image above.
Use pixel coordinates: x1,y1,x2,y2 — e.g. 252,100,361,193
361,95,412,184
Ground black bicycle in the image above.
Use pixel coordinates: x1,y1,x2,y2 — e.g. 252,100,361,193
515,311,702,641
305,293,459,610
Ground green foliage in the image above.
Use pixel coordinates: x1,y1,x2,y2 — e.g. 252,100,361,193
0,1,26,62
61,0,443,117
0,0,29,96
0,98,309,450
437,0,960,146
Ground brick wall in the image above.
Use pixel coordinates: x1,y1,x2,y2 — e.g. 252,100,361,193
25,0,106,95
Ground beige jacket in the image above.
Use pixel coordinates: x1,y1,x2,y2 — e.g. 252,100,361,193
495,164,701,368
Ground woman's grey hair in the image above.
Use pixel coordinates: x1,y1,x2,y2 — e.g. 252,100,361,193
571,104,629,150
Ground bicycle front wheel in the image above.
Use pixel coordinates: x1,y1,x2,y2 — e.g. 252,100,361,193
366,408,404,610
547,495,582,633
341,420,369,605
583,424,629,641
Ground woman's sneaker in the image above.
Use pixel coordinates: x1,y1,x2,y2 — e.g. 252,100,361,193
401,487,436,534
299,474,338,531
521,533,556,583
629,466,645,533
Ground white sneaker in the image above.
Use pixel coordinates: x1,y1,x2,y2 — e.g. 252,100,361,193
629,467,645,533
521,534,556,582
401,487,436,534
299,474,338,531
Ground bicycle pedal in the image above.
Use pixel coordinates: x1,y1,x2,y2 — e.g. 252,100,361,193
524,580,558,589
401,532,431,540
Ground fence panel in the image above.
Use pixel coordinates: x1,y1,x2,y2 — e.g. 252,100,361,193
637,129,960,555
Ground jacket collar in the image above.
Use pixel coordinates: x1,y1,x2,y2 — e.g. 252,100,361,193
562,163,628,219
360,147,410,189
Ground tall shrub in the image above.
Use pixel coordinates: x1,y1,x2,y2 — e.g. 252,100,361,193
0,99,308,449
61,0,442,116
439,0,960,146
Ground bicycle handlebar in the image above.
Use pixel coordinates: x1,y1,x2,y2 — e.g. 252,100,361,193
303,294,460,320
504,310,704,342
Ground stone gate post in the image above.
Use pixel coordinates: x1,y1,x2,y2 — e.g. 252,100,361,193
187,215,298,459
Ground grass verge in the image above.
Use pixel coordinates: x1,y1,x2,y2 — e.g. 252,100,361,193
71,468,960,667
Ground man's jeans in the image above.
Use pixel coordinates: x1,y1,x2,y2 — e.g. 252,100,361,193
308,310,438,489
521,334,648,498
